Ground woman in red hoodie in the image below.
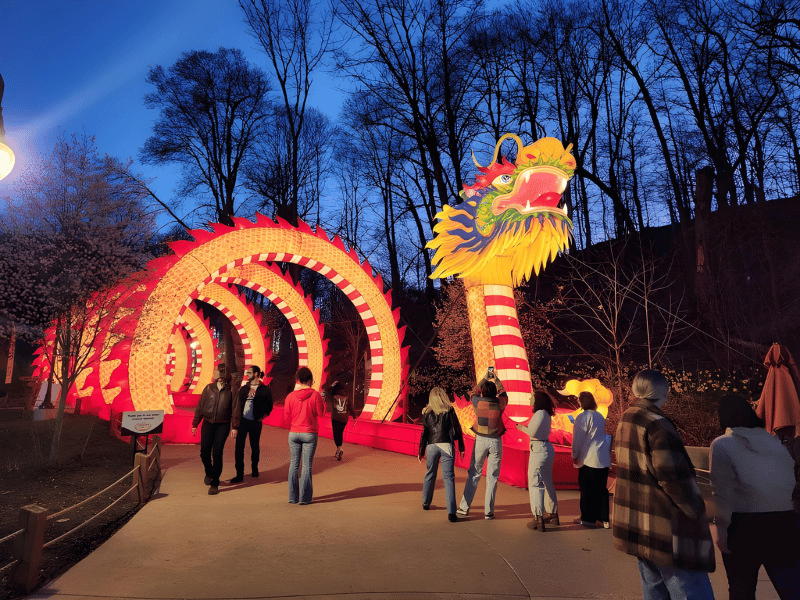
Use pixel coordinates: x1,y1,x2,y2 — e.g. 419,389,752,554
284,366,326,504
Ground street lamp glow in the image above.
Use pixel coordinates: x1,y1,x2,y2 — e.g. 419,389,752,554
0,73,13,180
0,139,14,180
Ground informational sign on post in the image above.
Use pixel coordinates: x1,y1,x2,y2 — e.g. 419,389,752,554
120,411,164,436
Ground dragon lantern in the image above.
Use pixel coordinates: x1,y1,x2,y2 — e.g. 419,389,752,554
426,134,575,422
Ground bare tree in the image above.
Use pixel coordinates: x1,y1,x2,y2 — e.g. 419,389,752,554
240,0,336,225
244,106,334,224
556,238,687,407
141,47,271,226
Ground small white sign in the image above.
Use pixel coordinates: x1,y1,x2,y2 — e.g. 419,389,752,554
120,411,164,436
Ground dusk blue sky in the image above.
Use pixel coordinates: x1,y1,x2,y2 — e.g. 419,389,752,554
0,0,346,232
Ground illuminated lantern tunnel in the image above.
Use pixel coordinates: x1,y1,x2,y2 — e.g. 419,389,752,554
34,216,409,441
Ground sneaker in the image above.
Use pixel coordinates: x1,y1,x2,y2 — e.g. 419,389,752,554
422,504,430,511
603,521,610,529
579,520,596,528
251,468,259,478
456,507,469,517
229,475,244,484
204,476,212,485
448,514,458,522
484,513,494,520
337,449,343,461
208,486,219,495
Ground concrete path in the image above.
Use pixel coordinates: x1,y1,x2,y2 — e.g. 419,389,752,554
30,425,779,599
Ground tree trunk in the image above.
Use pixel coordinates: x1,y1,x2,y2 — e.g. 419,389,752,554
49,329,71,466
693,166,719,331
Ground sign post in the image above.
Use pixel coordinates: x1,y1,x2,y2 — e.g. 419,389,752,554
120,411,164,464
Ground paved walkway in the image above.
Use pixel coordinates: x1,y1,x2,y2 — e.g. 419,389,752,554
30,426,778,599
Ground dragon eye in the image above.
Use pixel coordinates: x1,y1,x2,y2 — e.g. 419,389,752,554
493,174,513,187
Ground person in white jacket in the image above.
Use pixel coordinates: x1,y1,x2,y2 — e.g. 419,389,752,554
709,394,800,600
571,391,611,528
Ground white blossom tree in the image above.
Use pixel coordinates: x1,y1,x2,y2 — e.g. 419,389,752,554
0,133,154,464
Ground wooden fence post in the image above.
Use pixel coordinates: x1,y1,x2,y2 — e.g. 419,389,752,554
14,504,48,592
134,453,148,504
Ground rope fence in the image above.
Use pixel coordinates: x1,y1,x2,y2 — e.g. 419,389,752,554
0,559,20,576
47,467,138,521
44,484,139,549
0,528,24,547
2,435,162,593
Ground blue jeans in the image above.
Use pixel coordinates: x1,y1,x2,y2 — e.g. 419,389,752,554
637,558,714,600
422,444,456,514
288,432,318,504
528,440,557,517
459,435,502,516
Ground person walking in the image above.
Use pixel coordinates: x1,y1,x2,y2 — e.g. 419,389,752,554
457,368,507,520
192,366,238,495
284,366,326,505
418,387,465,522
327,381,357,461
518,390,559,531
231,365,273,483
572,391,611,528
613,369,715,600
709,394,800,600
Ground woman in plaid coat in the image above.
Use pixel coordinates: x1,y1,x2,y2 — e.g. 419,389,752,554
612,369,715,600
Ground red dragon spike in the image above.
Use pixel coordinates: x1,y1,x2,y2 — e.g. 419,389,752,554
362,259,374,278
296,218,314,234
316,226,330,241
254,212,276,228
167,240,195,258
231,215,253,229
331,235,346,252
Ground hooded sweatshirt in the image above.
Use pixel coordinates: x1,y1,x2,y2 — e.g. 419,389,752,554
284,387,326,433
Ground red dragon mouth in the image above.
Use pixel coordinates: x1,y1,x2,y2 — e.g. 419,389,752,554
490,166,568,216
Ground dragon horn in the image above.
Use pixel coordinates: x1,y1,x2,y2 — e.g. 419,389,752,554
492,133,523,166
472,133,524,169
472,149,483,169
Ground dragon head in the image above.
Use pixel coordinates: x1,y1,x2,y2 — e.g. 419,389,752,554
427,134,575,286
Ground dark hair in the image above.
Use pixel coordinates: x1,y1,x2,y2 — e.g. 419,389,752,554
718,395,763,430
214,364,231,385
579,391,597,411
329,381,346,397
532,391,555,416
248,365,262,376
296,366,313,385
480,381,497,399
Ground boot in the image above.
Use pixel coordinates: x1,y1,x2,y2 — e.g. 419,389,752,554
526,517,546,531
543,511,559,526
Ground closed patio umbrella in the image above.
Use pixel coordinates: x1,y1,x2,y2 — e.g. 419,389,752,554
757,344,800,461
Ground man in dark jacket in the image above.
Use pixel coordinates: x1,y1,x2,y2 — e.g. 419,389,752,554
230,365,273,483
192,366,238,495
